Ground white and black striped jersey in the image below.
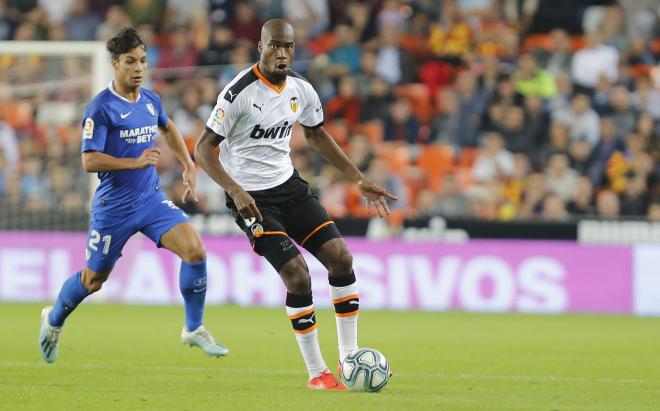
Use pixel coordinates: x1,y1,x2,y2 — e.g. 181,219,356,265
205,64,324,191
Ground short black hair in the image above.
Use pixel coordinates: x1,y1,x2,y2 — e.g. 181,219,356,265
106,27,145,60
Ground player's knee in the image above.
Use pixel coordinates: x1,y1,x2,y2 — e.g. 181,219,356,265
81,268,110,293
181,243,206,263
279,258,311,294
327,243,353,277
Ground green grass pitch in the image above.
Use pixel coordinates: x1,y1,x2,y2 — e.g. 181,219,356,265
1,303,659,410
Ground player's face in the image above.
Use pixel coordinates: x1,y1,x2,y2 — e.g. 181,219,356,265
112,46,147,89
258,30,294,82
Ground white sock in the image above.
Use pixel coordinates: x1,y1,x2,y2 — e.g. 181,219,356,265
330,282,359,363
287,304,327,378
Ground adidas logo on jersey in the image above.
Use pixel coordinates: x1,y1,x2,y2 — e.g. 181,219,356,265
250,121,293,140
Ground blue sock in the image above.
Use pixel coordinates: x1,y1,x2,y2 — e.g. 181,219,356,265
49,271,90,327
179,260,207,331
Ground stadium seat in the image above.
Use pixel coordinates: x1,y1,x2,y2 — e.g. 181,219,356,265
399,34,428,56
377,143,412,172
522,34,553,52
308,32,338,55
416,145,455,190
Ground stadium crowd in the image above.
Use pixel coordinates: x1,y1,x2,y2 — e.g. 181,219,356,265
1,0,660,225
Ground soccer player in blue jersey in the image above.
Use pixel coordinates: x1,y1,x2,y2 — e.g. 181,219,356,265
38,27,228,363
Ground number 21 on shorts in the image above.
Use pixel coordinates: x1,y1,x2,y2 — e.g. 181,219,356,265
88,230,112,255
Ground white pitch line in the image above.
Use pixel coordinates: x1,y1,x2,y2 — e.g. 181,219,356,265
1,362,656,386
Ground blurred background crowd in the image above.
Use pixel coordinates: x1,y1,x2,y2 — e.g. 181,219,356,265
1,0,660,226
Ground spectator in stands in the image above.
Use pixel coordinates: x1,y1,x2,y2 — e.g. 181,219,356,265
283,0,329,38
64,0,99,40
325,75,362,126
553,92,600,148
198,25,234,67
354,50,379,96
454,70,489,147
636,112,659,158
166,0,208,26
372,23,415,85
490,73,524,110
429,88,461,147
596,189,621,218
347,133,375,173
409,188,439,219
360,76,394,122
590,116,624,183
631,75,660,120
513,52,557,99
472,131,514,183
383,97,422,144
158,25,199,70
124,0,164,27
545,151,578,202
620,171,649,216
647,200,660,222
499,105,529,154
428,0,471,65
20,156,47,198
96,5,130,41
566,176,596,216
172,88,206,139
606,84,638,140
435,172,471,218
571,30,619,91
326,24,362,78
231,0,263,43
522,94,549,150
540,192,569,222
568,136,594,176
592,74,613,115
536,120,570,169
541,28,572,77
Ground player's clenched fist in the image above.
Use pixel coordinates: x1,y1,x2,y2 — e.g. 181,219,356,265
136,147,161,168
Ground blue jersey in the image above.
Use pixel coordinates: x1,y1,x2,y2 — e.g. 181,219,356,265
81,83,169,213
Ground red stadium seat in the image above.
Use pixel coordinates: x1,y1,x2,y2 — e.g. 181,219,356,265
416,145,455,190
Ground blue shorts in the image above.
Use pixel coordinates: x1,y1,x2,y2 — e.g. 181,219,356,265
85,191,189,272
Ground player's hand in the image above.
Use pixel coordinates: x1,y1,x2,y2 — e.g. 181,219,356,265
357,179,398,218
136,147,161,169
181,165,198,203
231,187,263,222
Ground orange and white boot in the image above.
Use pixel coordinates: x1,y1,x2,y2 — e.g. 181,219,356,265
307,369,346,391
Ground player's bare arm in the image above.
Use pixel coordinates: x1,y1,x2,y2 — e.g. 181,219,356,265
160,119,198,203
302,125,398,217
194,127,263,221
81,148,161,172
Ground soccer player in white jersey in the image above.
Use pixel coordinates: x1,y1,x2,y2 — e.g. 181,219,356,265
195,19,397,390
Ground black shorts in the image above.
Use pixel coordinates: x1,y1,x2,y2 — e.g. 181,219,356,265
226,170,342,272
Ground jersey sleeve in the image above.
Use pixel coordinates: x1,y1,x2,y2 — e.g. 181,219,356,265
155,94,169,128
80,105,109,153
206,91,241,138
299,83,324,128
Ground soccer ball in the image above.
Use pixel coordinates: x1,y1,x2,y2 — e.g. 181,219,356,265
340,348,390,392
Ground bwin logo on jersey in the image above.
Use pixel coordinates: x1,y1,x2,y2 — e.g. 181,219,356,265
250,121,293,140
